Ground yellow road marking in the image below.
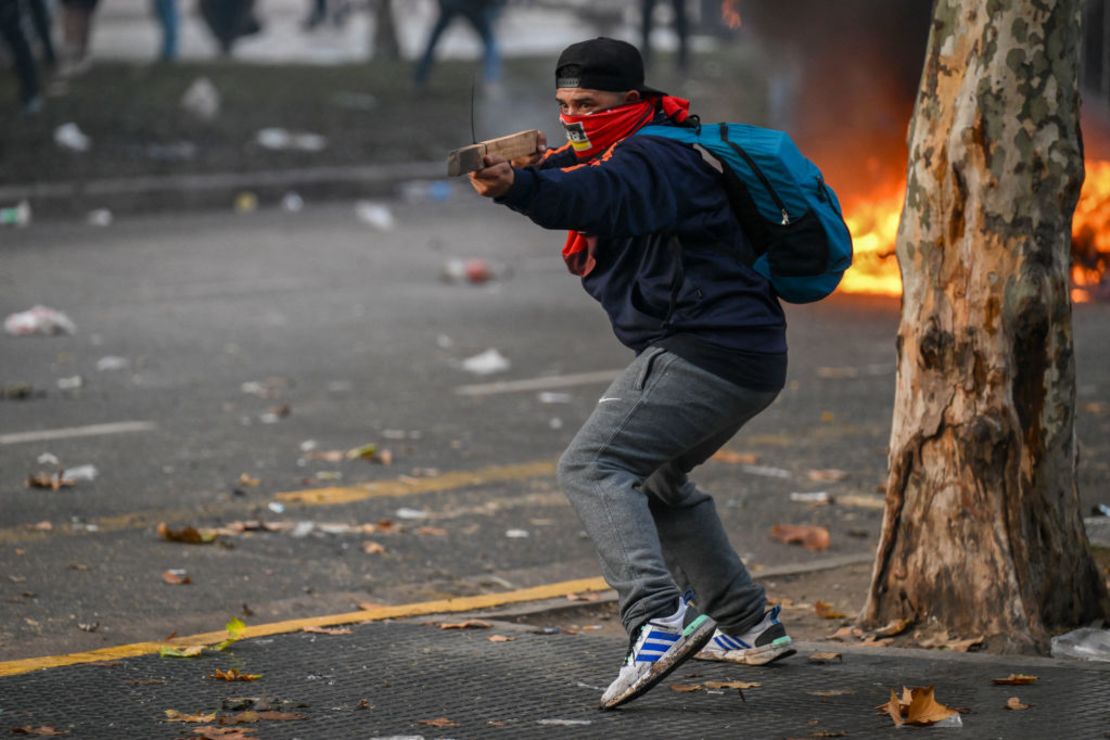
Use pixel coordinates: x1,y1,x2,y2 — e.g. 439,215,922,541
0,576,610,677
0,459,557,545
275,460,556,505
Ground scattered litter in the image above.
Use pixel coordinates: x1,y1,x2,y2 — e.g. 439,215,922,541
836,493,885,509
54,122,90,152
57,376,84,390
815,601,848,620
96,355,128,371
259,404,291,424
355,201,395,230
303,625,352,636
770,524,830,551
163,709,216,723
162,569,191,585
395,507,428,520
256,127,328,152
742,464,792,479
1094,503,1110,517
537,719,592,726
234,192,258,213
241,378,286,398
461,348,511,376
1,383,43,400
362,541,386,555
548,417,563,430
505,529,530,539
399,179,454,204
267,502,286,514
790,491,830,504
78,621,99,632
281,192,304,212
157,522,217,545
86,209,113,227
181,77,220,121
62,464,97,482
489,634,514,642
300,439,318,452
0,200,31,228
440,257,507,285
1005,696,1031,710
210,668,262,682
291,521,316,538
37,453,59,466
5,306,76,336
238,473,260,488
1050,627,1110,661
807,468,848,482
537,392,572,404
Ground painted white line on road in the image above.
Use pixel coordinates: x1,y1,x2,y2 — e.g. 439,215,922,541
454,370,623,397
0,421,158,446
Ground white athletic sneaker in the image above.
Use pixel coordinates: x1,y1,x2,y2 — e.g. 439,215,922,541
598,600,717,710
695,604,796,666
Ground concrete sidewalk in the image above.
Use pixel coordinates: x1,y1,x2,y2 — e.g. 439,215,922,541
1,600,1107,738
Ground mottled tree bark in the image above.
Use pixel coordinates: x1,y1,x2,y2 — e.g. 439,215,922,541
862,0,1110,651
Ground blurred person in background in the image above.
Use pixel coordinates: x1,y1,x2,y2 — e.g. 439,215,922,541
414,0,503,91
0,0,41,112
641,0,688,73
303,0,350,30
25,0,56,68
152,0,178,61
58,0,100,77
199,0,262,57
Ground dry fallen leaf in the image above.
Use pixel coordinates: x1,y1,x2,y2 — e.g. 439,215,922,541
992,673,1037,685
808,651,843,664
157,522,216,545
361,541,386,555
827,626,861,641
165,709,217,723
210,668,262,682
877,686,958,727
670,683,704,693
1005,696,1031,711
10,728,69,737
705,680,760,690
219,711,307,725
188,727,256,739
566,592,601,602
26,472,74,490
355,699,370,710
770,524,830,551
302,625,352,636
815,601,848,620
488,635,514,643
237,473,260,487
807,468,848,482
418,717,459,728
159,645,205,658
873,618,912,638
438,619,492,630
712,450,760,465
162,569,192,586
414,526,448,537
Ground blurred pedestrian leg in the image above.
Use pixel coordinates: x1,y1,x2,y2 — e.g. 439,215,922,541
641,0,689,73
26,0,56,66
152,0,178,61
0,0,41,112
198,0,260,57
59,0,100,77
414,0,502,89
303,0,326,30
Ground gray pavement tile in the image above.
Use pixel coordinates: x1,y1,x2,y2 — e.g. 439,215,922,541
0,620,1107,738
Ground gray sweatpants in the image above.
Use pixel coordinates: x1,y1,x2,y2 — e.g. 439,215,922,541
556,346,777,637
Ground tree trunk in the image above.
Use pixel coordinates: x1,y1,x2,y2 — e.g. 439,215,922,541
862,0,1110,651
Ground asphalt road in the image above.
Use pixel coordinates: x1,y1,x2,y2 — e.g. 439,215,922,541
2,193,1108,662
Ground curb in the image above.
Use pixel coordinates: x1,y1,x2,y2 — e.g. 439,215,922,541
0,161,446,218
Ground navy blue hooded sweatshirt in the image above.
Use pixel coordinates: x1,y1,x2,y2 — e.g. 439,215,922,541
495,116,788,391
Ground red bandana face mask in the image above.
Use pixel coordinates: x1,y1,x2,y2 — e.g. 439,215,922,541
560,100,656,161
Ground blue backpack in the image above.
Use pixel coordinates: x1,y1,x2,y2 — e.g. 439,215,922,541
636,122,853,303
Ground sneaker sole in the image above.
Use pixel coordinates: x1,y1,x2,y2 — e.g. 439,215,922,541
598,614,717,711
695,635,796,666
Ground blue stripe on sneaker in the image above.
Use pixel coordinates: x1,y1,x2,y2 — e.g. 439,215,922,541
644,630,679,642
639,641,675,653
635,653,662,663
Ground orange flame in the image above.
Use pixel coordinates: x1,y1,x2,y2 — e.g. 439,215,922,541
720,0,742,30
836,160,1110,302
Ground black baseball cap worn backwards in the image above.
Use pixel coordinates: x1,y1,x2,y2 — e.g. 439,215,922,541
555,37,665,96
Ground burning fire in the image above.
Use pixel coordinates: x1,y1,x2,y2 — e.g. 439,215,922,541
720,0,742,30
836,160,1110,302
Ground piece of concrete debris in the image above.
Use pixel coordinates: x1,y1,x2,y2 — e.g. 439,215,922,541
4,306,76,336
